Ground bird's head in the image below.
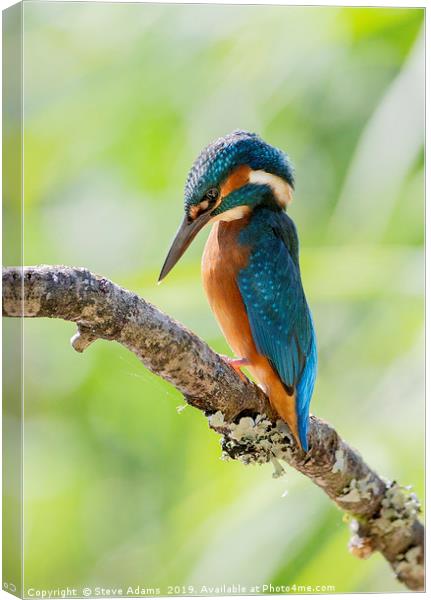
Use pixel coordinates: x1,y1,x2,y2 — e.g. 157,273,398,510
159,130,294,281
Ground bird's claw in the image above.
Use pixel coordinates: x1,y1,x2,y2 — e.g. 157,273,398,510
220,355,250,382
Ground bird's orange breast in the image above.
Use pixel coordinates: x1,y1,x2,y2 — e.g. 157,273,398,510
201,218,255,361
201,219,282,391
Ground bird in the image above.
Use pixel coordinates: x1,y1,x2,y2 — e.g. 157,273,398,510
159,130,317,451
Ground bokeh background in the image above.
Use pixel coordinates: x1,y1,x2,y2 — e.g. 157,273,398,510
17,2,425,594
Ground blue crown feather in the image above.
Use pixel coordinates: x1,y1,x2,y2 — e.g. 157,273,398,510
184,130,294,208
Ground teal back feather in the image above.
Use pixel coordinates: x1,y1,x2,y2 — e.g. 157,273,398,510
237,207,317,451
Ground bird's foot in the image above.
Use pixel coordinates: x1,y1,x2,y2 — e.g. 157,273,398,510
220,355,250,382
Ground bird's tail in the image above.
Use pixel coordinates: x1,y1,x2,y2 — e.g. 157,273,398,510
295,333,318,451
268,334,317,452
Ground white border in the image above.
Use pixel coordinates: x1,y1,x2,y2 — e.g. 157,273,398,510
0,2,427,600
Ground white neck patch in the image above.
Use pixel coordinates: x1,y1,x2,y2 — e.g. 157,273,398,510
211,205,252,223
248,169,293,208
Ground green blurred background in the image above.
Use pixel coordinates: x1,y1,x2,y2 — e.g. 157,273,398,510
18,1,425,594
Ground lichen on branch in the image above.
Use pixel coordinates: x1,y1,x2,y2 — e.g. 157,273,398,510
2,265,424,591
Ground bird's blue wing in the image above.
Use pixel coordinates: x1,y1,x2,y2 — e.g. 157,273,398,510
237,211,316,449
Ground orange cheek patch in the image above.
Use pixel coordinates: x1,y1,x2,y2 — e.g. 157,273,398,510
220,165,251,199
189,205,199,220
189,200,209,220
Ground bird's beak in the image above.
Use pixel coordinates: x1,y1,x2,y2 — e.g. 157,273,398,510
158,212,212,282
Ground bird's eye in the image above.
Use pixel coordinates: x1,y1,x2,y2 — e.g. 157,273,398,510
204,187,219,204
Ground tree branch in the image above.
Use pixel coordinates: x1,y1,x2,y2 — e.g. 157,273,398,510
2,265,424,591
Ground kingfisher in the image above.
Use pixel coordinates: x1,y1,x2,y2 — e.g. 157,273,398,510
159,130,317,451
